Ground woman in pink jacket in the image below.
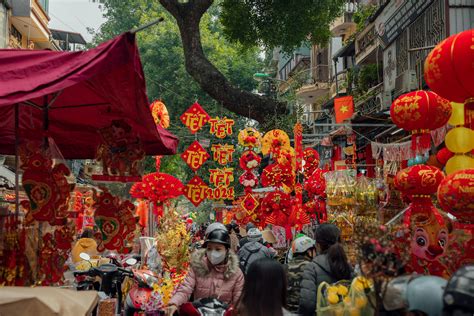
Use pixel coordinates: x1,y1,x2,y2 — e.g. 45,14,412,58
165,226,244,315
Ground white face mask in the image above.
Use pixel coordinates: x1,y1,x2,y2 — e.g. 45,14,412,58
206,250,227,265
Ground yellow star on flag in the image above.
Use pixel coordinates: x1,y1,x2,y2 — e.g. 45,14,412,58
340,105,349,113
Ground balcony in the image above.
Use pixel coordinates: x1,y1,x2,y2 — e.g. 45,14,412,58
330,1,358,37
330,70,349,99
355,22,380,65
10,0,51,49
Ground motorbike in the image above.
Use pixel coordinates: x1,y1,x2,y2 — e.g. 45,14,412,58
74,252,137,315
179,298,234,316
124,245,163,316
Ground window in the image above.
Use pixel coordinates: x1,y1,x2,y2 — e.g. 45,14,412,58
37,0,49,14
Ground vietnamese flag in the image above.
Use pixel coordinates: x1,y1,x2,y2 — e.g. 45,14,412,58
334,96,354,123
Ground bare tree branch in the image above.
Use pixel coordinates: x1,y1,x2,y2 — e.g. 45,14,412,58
158,0,288,123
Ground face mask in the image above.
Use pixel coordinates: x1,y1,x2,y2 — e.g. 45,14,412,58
207,250,226,265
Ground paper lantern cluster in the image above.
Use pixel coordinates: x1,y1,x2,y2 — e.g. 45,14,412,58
437,168,474,223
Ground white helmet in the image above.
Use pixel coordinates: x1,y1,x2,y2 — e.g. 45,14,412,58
292,236,316,254
205,222,227,237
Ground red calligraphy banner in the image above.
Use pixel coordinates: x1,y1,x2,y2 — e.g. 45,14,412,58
210,144,235,165
183,176,209,207
180,102,210,134
181,141,210,171
209,117,235,139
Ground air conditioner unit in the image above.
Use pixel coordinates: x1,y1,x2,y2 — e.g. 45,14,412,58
375,91,392,112
395,70,418,94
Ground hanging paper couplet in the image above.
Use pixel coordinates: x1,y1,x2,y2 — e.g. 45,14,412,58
241,193,259,214
209,116,235,139
94,189,137,253
238,127,262,148
94,119,145,181
211,144,235,165
183,176,209,207
208,168,235,200
181,141,210,171
20,143,72,226
180,102,211,134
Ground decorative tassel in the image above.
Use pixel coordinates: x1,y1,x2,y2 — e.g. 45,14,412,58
465,98,474,130
420,133,432,150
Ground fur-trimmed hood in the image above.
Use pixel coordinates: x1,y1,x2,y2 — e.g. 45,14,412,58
191,249,240,280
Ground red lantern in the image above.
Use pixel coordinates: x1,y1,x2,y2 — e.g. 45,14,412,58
437,168,474,223
395,165,445,198
424,29,474,129
390,90,451,149
436,148,455,166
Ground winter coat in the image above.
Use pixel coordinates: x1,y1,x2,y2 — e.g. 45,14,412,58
299,254,338,316
286,255,312,313
71,238,98,263
237,241,274,274
168,249,244,307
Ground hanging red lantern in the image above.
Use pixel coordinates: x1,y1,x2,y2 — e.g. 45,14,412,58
394,165,445,199
390,90,451,150
436,148,455,166
424,29,474,129
437,168,474,224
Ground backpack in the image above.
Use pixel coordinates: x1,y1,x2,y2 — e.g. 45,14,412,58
239,243,269,274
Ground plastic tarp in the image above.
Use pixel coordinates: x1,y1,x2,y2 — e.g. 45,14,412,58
0,32,178,159
0,287,98,316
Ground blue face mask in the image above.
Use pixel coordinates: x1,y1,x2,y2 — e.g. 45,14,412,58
206,250,226,265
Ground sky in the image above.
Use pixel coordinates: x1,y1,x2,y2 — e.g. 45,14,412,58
48,0,106,42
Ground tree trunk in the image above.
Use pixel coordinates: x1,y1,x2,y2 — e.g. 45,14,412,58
158,0,287,124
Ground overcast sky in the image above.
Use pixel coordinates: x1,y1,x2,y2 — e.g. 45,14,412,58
48,0,106,42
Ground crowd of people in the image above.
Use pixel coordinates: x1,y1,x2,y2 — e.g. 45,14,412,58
162,222,474,316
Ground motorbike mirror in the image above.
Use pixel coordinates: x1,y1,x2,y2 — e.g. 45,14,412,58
125,258,137,266
79,252,91,261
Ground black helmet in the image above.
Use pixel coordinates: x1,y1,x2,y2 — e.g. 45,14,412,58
204,229,230,248
443,264,474,314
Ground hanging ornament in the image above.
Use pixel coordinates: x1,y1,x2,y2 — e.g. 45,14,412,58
261,129,291,156
445,155,474,175
181,141,210,172
261,162,295,193
303,148,320,178
394,165,445,199
390,90,452,150
424,29,474,129
183,176,209,207
241,193,260,214
260,191,292,216
238,127,262,148
130,172,184,206
209,116,235,139
239,150,262,171
239,171,259,190
304,168,327,198
180,102,210,134
150,100,170,129
437,168,474,224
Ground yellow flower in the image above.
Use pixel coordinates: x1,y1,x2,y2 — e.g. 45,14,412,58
327,286,339,295
337,285,349,296
348,307,361,316
328,293,340,305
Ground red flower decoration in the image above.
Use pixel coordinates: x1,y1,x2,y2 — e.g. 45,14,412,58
239,150,262,171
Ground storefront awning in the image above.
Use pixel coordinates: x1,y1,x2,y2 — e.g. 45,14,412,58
0,32,178,159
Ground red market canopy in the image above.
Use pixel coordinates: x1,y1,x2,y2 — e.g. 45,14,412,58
0,32,178,159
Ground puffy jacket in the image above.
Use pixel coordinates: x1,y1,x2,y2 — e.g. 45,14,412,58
71,238,98,263
286,256,312,313
168,249,244,307
299,254,338,316
237,241,274,274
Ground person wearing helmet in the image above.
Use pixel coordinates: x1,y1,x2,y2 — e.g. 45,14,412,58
443,264,474,316
238,228,274,274
239,222,257,248
286,236,316,313
165,223,244,315
382,274,447,316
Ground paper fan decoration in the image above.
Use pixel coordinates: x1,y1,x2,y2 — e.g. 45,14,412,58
238,127,262,148
239,150,262,171
130,172,184,205
289,201,311,229
261,162,295,193
277,147,296,169
261,129,291,155
150,100,170,129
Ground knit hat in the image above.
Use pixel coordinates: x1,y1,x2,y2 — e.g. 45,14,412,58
247,228,263,242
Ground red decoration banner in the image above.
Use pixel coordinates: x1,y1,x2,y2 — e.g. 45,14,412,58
210,144,235,165
183,176,209,207
181,141,210,171
180,102,210,134
209,116,235,139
